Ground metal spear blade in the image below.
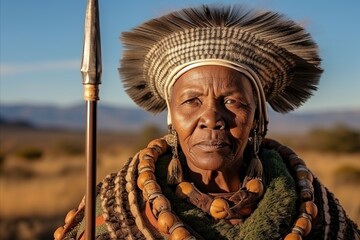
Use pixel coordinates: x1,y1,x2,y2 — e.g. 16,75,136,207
81,0,102,87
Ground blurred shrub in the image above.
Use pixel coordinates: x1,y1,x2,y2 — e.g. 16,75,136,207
4,165,36,179
306,124,360,153
55,141,84,156
334,165,360,185
16,147,43,160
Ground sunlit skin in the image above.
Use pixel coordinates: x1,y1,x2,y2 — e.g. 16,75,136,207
169,65,256,193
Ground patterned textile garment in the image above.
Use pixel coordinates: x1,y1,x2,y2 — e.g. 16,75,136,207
57,144,359,240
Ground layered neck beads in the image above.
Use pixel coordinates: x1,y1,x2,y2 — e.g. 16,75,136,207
264,139,318,240
136,137,318,240
137,138,194,239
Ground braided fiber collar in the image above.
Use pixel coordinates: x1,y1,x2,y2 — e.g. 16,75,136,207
120,4,323,114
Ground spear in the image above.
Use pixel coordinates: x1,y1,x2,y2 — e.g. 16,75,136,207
81,0,101,239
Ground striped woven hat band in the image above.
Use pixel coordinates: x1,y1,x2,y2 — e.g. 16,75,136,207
120,4,323,114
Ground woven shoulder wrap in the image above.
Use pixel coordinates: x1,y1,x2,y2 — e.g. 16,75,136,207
60,148,359,239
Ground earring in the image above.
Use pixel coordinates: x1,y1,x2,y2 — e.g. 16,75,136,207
164,125,183,185
244,128,264,185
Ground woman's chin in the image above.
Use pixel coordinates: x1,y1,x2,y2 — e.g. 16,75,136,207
188,151,232,172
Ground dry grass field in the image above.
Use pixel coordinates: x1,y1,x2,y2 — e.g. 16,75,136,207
0,127,359,239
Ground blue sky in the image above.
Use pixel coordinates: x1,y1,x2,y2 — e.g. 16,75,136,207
1,0,359,113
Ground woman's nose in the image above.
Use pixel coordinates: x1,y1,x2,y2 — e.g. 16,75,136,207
198,106,225,130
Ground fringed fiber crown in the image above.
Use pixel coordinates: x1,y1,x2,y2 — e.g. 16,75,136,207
119,4,323,114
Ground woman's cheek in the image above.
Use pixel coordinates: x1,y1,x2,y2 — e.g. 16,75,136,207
172,111,198,148
231,118,252,140
172,107,196,130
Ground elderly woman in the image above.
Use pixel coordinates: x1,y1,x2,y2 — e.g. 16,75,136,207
55,4,359,240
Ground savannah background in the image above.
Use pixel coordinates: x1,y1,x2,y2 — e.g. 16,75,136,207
1,1,360,239
0,119,359,240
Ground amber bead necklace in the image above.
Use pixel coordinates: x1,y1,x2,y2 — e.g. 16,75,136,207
175,179,265,222
136,137,319,240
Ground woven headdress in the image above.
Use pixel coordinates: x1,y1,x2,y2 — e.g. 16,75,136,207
119,4,322,116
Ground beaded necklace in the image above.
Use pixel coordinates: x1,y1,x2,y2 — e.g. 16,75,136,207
137,137,318,240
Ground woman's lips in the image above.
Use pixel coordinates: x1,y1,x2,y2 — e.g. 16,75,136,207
194,140,231,151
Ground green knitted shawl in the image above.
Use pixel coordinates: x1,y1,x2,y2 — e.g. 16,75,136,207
156,149,298,240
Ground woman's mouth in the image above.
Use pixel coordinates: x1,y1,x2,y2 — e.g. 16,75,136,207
194,140,231,151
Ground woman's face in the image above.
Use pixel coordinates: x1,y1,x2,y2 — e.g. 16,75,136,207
170,65,256,173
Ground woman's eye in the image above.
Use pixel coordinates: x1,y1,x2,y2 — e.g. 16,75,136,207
183,98,200,105
224,98,250,109
224,98,236,104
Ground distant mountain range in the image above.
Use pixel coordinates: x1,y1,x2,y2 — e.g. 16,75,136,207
0,103,167,132
1,103,359,134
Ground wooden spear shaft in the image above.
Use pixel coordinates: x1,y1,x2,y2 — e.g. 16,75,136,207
81,0,102,239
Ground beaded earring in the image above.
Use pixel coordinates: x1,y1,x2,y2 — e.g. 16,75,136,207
164,125,183,185
244,128,264,185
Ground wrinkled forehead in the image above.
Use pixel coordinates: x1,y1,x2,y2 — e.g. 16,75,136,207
169,65,255,99
164,60,260,100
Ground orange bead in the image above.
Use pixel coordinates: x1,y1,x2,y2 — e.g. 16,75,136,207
245,179,264,196
139,148,159,161
300,189,313,201
157,211,177,234
147,138,168,154
284,232,302,240
175,182,194,199
300,201,318,220
53,226,64,239
295,165,313,181
295,216,312,236
170,226,192,240
138,158,155,173
64,209,77,225
209,198,229,219
137,171,156,190
152,195,171,218
142,181,162,200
